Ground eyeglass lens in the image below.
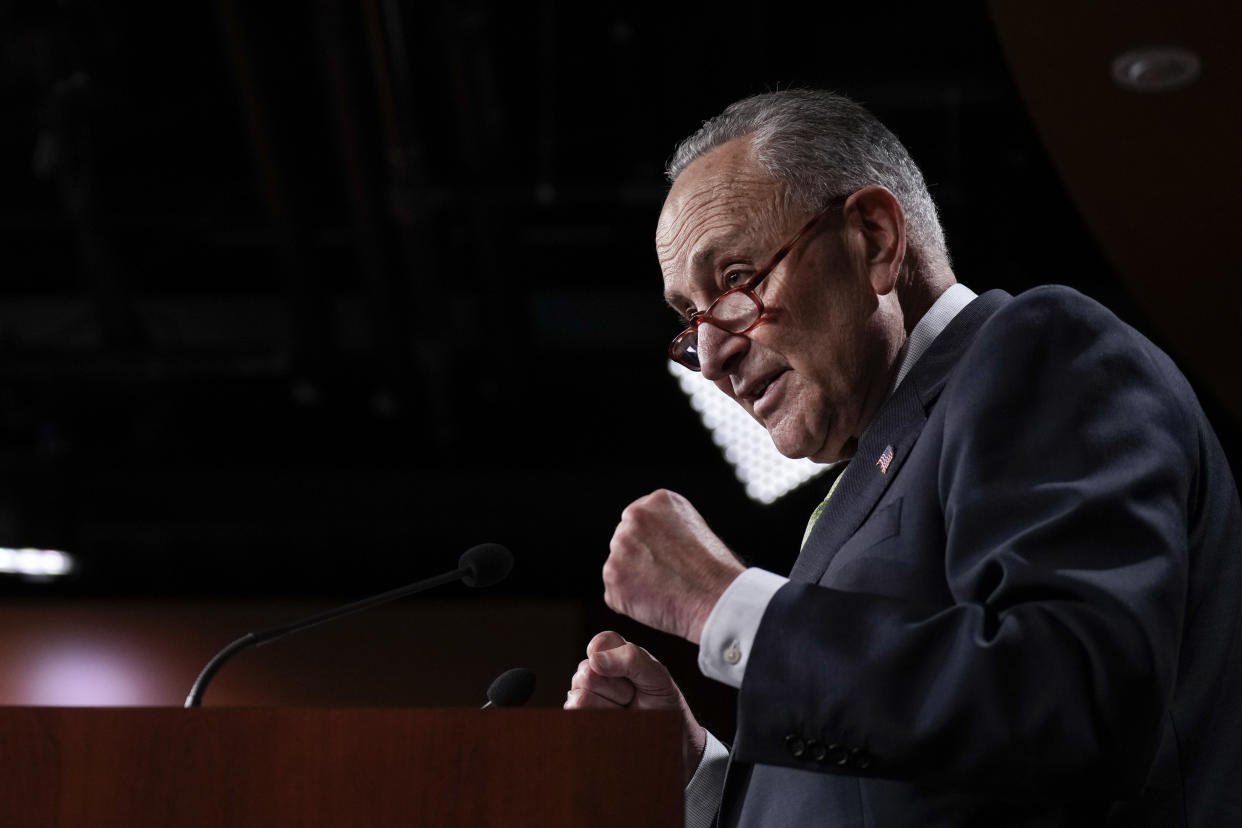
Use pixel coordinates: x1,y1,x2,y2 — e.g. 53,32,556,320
672,291,761,369
710,291,761,328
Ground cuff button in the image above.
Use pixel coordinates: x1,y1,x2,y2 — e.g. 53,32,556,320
784,734,806,758
849,747,872,770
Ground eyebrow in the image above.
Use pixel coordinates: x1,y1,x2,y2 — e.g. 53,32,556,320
663,289,690,317
689,243,722,274
662,242,730,312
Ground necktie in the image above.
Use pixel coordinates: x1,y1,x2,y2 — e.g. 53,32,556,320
801,466,846,550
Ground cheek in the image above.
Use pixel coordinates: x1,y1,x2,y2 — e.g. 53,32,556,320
785,314,863,389
781,281,865,356
781,319,880,432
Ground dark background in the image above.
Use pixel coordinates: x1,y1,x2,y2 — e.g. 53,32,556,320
1,2,1237,715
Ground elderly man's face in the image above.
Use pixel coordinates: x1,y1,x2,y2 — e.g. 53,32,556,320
657,138,904,463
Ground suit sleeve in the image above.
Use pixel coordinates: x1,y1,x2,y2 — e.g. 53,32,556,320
733,291,1193,796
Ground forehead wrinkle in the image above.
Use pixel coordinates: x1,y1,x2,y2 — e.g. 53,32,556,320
658,189,765,274
659,211,743,311
657,139,785,308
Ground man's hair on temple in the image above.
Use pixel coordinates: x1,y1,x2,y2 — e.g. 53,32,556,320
667,88,951,285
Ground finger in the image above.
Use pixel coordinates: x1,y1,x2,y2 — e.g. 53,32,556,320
564,688,591,709
588,642,677,699
571,663,636,706
564,687,629,710
572,657,637,705
587,630,627,656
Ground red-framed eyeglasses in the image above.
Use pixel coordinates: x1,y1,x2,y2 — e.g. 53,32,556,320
668,198,844,371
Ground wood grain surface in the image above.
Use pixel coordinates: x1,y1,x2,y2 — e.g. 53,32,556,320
0,707,682,827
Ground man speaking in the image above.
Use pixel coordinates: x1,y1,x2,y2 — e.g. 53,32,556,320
564,89,1242,826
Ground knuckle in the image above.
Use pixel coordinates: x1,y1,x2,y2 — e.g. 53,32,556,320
621,497,646,520
651,488,679,507
625,490,663,519
602,558,628,592
619,642,644,663
610,522,633,545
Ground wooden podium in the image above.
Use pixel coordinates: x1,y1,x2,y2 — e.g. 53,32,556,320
0,707,682,827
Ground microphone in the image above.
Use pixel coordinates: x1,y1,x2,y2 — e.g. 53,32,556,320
481,667,536,709
184,543,513,707
459,542,513,588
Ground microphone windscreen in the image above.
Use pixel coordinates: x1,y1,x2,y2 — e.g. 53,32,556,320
486,667,536,708
459,543,513,588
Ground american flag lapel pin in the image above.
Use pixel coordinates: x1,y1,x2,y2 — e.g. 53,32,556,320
876,444,894,474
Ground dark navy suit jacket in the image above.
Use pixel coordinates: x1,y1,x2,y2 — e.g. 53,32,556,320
719,287,1242,827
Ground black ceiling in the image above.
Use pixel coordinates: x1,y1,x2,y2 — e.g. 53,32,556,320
2,1,1234,601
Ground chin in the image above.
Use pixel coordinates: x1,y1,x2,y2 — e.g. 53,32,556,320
811,439,855,464
765,424,827,462
764,406,841,462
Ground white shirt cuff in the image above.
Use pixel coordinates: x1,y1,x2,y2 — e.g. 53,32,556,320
684,728,730,828
697,567,788,688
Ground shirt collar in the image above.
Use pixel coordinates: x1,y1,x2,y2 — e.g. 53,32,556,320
887,282,977,395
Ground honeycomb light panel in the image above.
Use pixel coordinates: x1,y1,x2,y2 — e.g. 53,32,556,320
668,362,832,503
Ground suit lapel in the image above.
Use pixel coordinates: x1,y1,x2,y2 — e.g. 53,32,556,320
788,370,926,582
788,290,1011,584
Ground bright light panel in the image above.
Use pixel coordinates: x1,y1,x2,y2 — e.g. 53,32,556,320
668,362,832,503
25,644,157,706
0,548,75,578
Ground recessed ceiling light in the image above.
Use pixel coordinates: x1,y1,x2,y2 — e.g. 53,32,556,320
1111,46,1201,93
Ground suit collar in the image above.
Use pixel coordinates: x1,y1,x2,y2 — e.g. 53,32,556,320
789,289,1011,583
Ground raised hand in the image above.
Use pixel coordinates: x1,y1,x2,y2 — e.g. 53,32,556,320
604,489,745,643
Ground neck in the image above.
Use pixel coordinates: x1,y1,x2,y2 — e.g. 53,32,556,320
897,258,956,335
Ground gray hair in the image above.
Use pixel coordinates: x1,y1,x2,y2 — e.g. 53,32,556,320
667,89,949,275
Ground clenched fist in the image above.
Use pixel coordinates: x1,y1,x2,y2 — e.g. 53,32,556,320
604,489,745,644
564,630,706,786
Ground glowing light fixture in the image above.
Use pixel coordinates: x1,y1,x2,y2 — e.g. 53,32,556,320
1111,46,1201,93
669,362,833,504
25,644,157,706
0,548,75,579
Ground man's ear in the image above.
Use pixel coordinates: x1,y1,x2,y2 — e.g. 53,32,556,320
843,185,906,296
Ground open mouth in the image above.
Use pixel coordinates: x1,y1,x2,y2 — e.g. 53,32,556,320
750,371,788,416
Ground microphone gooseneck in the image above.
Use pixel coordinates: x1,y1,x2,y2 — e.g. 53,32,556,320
481,667,536,709
184,543,513,708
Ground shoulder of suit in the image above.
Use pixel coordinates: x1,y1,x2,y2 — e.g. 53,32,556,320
958,284,1196,422
972,284,1137,348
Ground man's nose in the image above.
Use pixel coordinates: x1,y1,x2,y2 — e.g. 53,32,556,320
696,322,748,380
